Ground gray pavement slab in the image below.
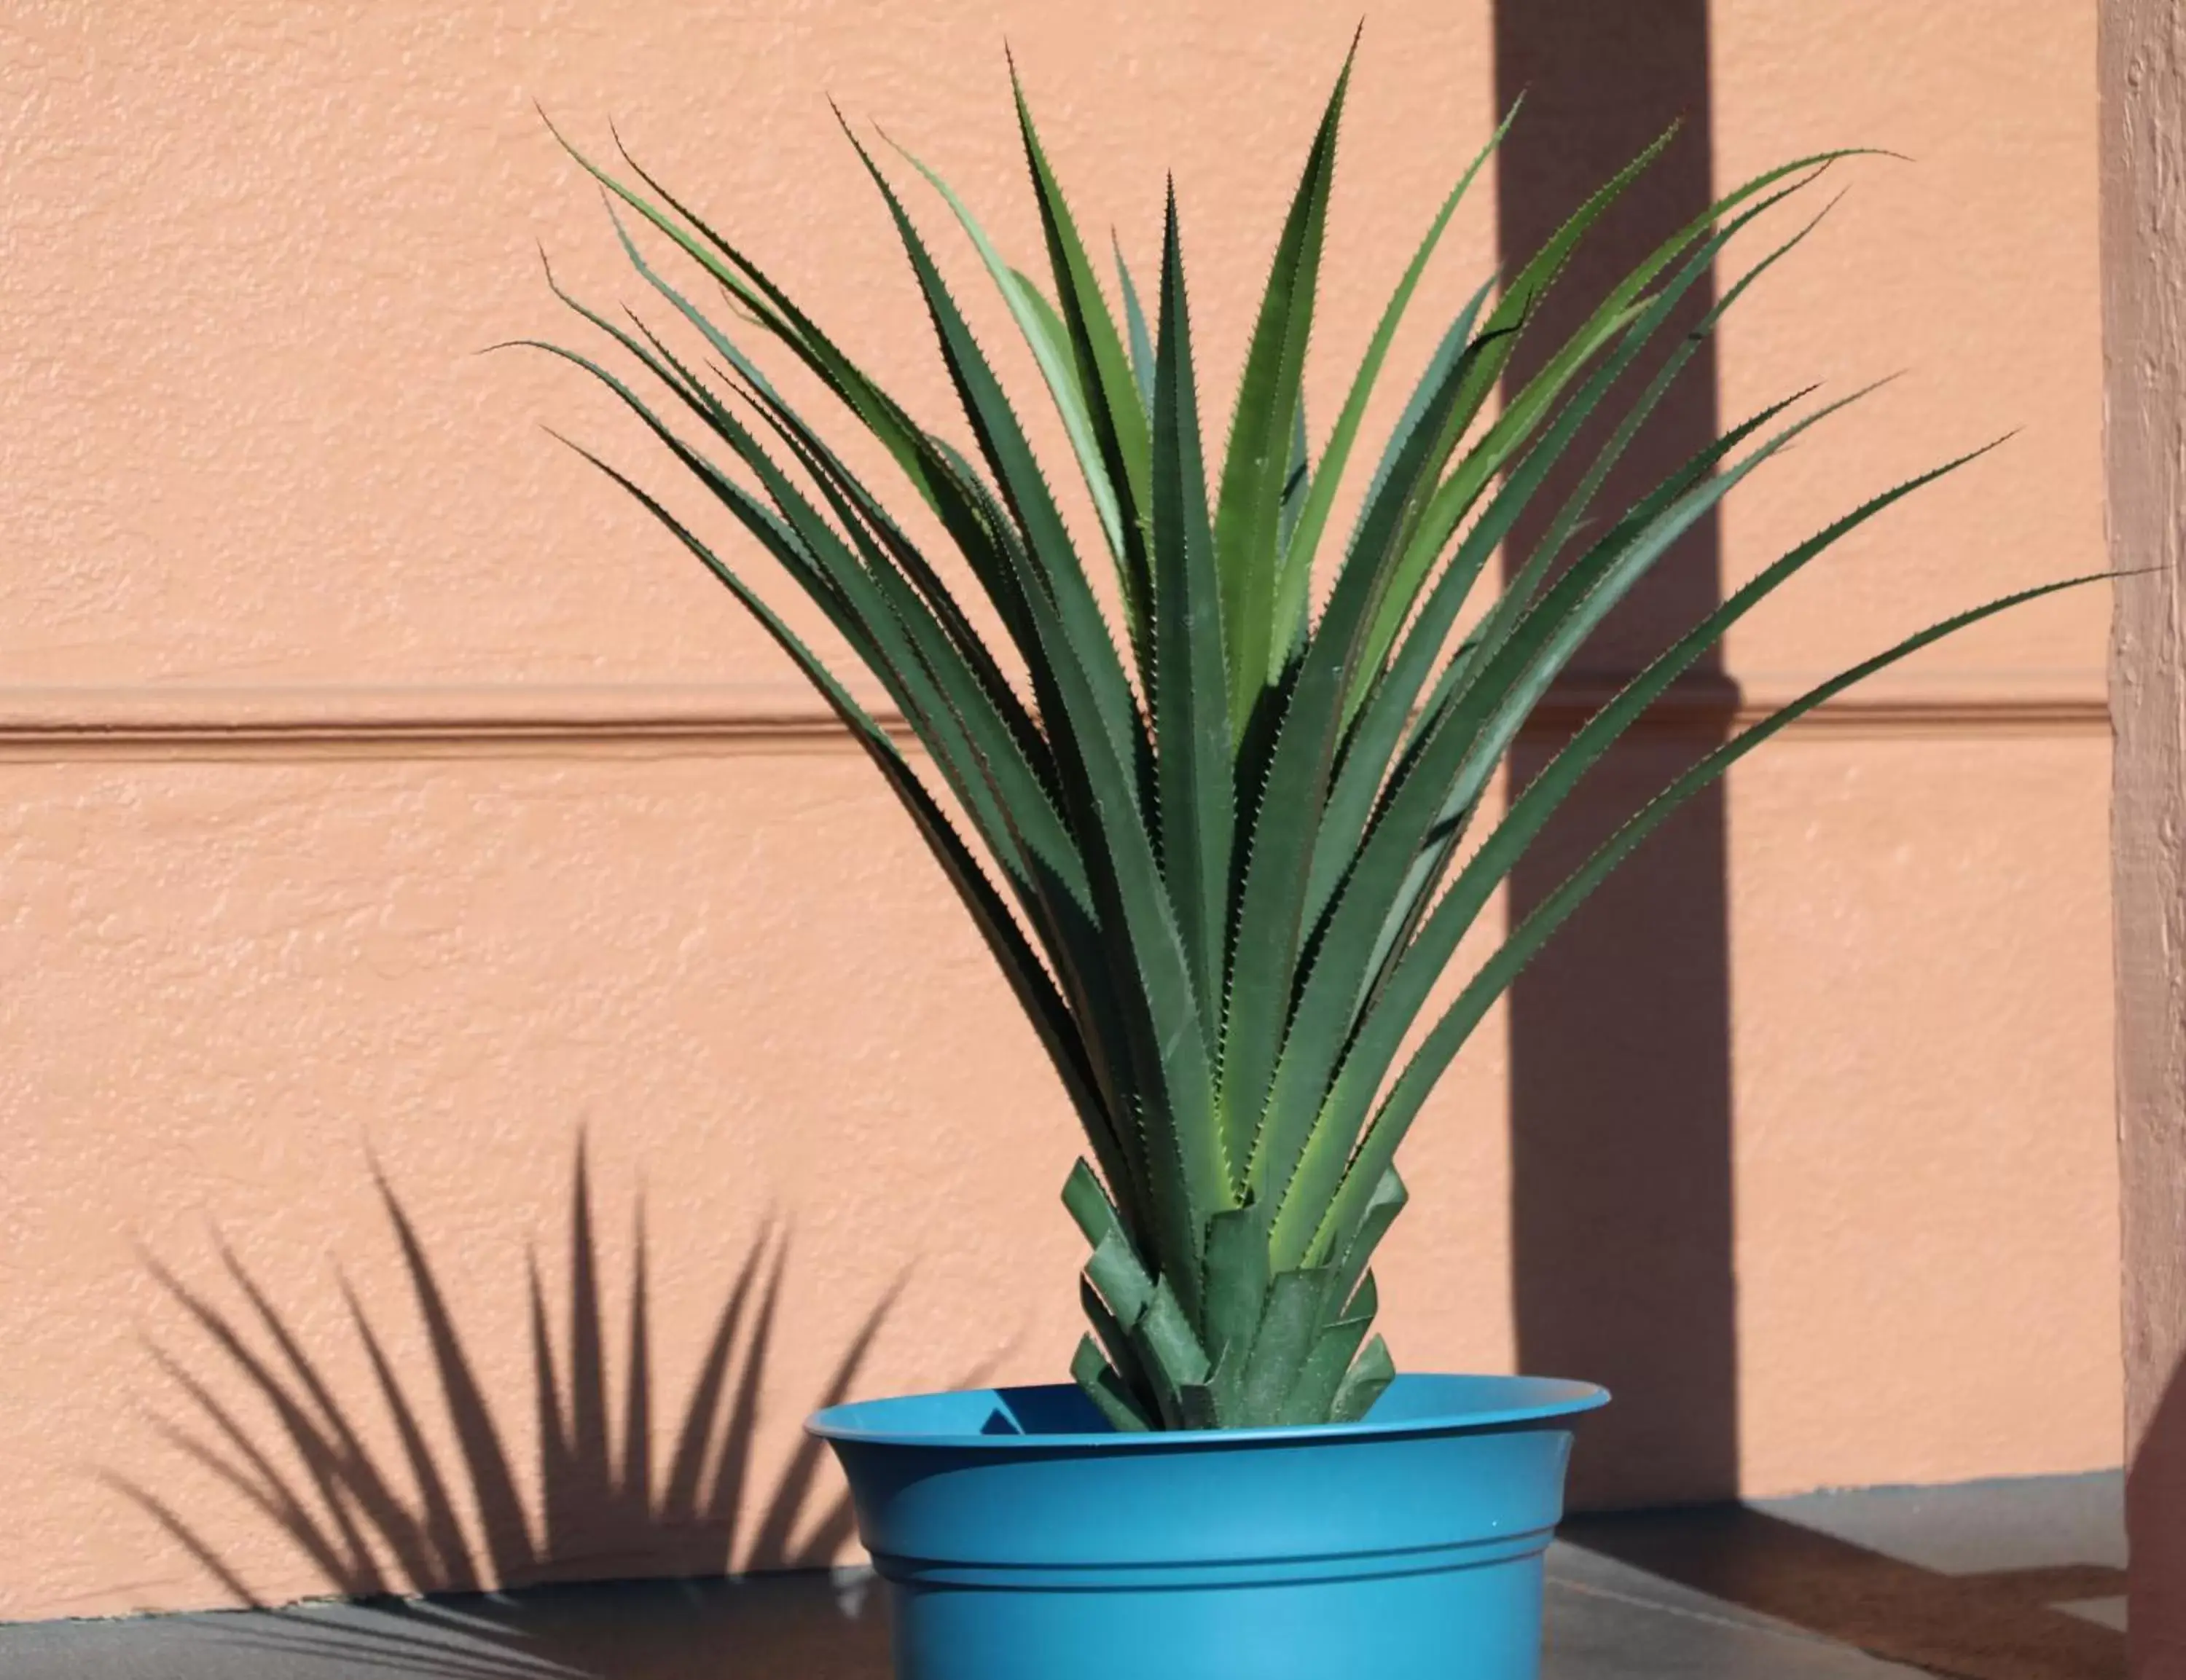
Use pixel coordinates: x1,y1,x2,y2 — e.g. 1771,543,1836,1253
0,1472,2124,1679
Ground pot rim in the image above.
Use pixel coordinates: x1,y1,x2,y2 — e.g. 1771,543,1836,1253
807,1371,1609,1452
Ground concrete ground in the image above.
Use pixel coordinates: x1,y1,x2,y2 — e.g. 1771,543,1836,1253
0,1472,2123,1679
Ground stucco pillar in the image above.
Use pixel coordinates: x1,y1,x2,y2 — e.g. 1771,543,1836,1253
2103,3,2186,1672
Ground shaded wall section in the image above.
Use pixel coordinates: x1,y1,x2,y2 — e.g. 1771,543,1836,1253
1493,0,1737,1509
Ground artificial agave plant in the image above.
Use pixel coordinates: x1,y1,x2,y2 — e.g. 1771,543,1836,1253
525,47,2087,1433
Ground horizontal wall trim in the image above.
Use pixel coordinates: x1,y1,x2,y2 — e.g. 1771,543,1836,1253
0,676,2110,761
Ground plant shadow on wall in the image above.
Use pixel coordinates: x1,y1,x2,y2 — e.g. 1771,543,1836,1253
109,1140,901,1680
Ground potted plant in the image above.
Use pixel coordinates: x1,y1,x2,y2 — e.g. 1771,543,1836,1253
522,43,2091,1680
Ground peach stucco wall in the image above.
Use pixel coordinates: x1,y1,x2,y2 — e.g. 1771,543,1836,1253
0,0,2115,1619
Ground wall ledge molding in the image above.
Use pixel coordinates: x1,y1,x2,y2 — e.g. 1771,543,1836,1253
0,675,2111,761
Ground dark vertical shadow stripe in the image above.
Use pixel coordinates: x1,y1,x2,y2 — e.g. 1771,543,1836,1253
1493,0,1739,1509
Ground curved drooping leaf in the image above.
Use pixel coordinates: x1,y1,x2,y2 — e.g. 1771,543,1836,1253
1306,572,2101,1270
890,138,1132,582
1012,62,1156,662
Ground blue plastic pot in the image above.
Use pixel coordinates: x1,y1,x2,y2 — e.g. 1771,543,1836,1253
810,1373,1607,1679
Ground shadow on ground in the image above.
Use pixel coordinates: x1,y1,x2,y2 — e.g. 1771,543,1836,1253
99,1137,900,1679
1559,1476,2126,1680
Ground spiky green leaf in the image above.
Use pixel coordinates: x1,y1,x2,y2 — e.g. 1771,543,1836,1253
1213,39,1355,736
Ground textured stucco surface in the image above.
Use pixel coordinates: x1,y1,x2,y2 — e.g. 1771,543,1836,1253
0,0,2117,1621
2101,0,2186,1671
